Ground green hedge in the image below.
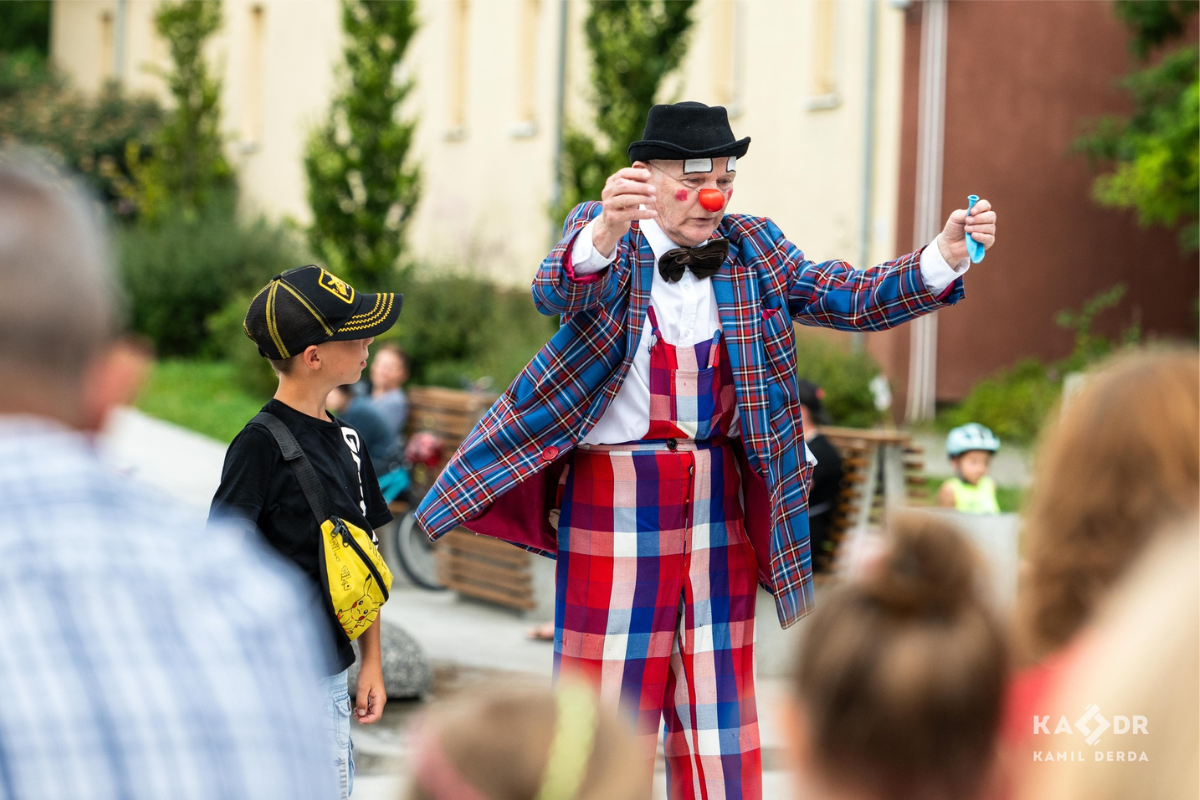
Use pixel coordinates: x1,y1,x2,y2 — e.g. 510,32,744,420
938,359,1061,445
794,333,887,428
118,197,309,357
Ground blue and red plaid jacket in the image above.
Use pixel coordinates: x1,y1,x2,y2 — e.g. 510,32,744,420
415,202,964,628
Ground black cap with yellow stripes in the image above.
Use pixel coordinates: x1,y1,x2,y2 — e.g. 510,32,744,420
243,265,403,360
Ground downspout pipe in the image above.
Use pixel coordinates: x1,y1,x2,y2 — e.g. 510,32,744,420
549,0,569,248
852,0,879,352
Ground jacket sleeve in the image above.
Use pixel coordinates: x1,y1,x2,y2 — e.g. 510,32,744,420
766,218,965,331
531,202,626,316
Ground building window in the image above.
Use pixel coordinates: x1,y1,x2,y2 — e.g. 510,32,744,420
511,0,540,137
241,4,267,149
805,0,841,111
712,0,745,118
446,0,469,140
99,9,114,81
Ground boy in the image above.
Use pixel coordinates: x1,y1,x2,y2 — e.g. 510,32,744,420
209,265,402,799
938,423,1001,514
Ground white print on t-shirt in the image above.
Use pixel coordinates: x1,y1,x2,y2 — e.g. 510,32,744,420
339,426,369,517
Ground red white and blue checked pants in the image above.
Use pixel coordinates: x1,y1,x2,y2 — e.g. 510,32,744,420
554,439,761,800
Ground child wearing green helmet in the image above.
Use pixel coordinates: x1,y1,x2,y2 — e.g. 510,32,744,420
937,423,1001,514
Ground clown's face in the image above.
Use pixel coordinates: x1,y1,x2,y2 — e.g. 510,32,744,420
640,157,736,247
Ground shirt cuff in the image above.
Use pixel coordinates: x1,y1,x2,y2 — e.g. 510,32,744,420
570,219,617,276
919,238,970,295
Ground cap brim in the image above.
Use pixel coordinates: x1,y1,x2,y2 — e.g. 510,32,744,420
628,136,751,164
329,292,403,340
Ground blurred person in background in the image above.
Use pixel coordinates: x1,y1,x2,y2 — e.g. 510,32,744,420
1002,350,1199,773
328,383,399,473
797,379,844,572
937,423,1002,514
783,512,1009,800
1020,524,1198,800
0,152,336,798
369,343,411,450
406,684,651,800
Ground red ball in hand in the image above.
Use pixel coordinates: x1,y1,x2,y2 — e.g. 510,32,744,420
698,188,725,212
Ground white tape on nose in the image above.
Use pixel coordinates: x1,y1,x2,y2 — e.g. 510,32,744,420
683,158,713,174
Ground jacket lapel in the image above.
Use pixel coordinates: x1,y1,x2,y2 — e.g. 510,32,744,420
628,222,654,353
712,235,771,476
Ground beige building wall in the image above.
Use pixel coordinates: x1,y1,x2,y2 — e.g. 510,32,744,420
50,0,907,285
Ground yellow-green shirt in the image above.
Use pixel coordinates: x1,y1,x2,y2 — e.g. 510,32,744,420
946,475,1000,514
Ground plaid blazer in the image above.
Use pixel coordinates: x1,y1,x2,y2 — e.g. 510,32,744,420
415,202,964,628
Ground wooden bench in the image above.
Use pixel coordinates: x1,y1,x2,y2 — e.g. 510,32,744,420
391,387,539,612
819,427,928,573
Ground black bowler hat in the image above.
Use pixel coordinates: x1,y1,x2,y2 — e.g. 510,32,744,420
244,265,403,360
628,101,751,163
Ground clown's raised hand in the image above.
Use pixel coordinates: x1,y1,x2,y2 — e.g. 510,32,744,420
594,167,658,258
937,198,996,265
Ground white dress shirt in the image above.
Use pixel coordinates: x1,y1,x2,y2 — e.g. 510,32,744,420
572,217,969,445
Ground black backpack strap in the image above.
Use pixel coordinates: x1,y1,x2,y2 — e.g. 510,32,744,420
250,411,332,525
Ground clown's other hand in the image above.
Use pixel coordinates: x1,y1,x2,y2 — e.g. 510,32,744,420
593,167,658,258
937,197,996,265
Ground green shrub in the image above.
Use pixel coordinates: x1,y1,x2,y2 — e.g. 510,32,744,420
117,197,309,357
0,54,163,220
939,359,1060,445
794,333,886,428
206,290,280,398
382,270,557,390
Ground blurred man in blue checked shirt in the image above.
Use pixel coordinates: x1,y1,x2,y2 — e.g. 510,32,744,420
0,153,336,799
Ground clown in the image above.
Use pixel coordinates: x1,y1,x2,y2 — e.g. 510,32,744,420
416,101,997,800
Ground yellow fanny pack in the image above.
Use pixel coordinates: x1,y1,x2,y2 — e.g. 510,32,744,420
253,412,393,641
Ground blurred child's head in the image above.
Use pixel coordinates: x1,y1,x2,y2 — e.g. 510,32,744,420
1020,348,1199,660
406,684,651,800
786,512,1008,800
951,450,991,484
945,424,1000,485
325,384,354,414
371,343,409,392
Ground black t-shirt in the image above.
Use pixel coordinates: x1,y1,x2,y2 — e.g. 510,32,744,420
209,399,393,674
806,432,845,572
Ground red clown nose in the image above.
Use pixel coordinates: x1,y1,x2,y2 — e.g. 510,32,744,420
698,188,725,212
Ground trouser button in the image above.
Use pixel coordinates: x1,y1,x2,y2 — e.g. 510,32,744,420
666,438,677,451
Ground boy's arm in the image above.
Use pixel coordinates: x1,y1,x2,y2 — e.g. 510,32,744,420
208,428,276,528
354,615,385,724
937,480,957,508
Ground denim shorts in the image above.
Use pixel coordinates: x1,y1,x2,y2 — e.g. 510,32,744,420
319,669,355,798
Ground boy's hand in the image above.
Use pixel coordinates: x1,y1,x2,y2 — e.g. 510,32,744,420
354,616,386,724
354,662,386,724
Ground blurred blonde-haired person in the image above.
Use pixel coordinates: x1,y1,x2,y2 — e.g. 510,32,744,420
782,512,1009,800
405,684,651,800
1020,524,1198,800
1003,350,1199,765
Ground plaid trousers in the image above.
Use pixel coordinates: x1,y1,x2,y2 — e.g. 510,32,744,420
554,439,761,800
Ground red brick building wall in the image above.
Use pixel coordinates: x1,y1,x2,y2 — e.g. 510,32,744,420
869,0,1197,405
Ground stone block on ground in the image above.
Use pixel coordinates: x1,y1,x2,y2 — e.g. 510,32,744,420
349,620,433,700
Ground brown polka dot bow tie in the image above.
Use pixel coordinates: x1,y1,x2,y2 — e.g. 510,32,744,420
658,239,730,283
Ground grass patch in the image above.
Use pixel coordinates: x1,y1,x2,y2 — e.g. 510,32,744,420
920,476,1025,514
136,358,270,443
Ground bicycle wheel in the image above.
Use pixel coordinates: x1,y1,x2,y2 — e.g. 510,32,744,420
393,509,446,590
